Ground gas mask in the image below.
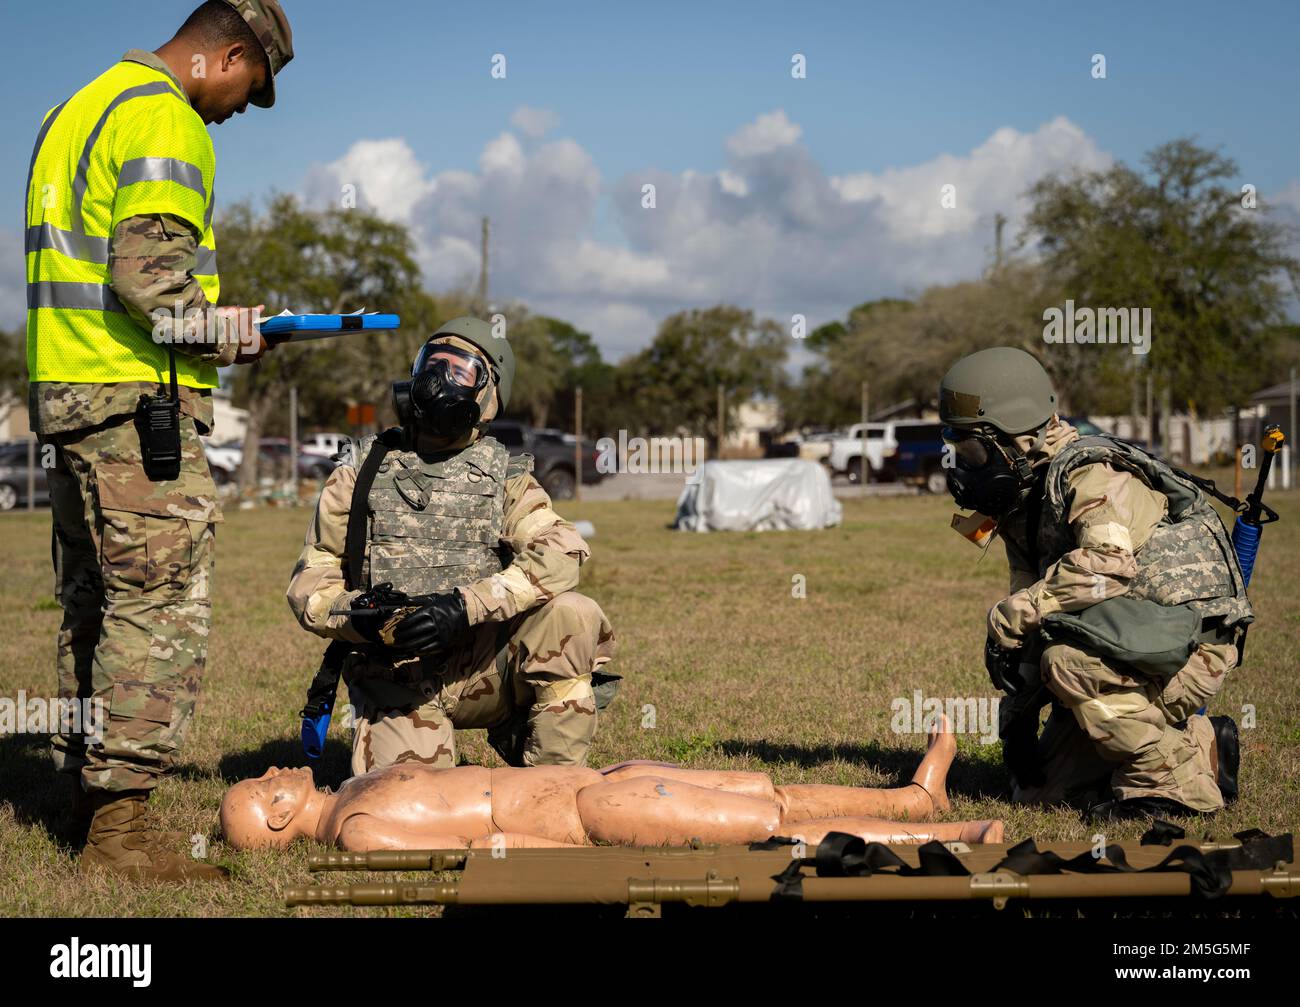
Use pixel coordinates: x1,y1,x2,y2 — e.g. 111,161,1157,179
942,426,1039,517
392,340,493,448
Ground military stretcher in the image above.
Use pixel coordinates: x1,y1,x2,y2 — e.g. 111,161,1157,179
286,828,1296,915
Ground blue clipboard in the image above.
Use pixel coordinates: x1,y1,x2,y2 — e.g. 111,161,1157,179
258,312,401,341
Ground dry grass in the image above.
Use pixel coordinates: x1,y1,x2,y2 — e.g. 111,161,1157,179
1,484,1297,916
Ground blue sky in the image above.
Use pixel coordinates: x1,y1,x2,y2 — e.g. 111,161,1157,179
5,0,1299,355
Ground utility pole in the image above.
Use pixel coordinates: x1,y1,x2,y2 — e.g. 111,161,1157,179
993,213,1006,271
716,384,725,460
478,216,490,316
288,384,298,497
1290,366,1296,489
860,380,870,487
26,433,35,511
574,386,583,503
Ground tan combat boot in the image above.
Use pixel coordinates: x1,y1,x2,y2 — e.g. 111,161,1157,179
80,790,229,882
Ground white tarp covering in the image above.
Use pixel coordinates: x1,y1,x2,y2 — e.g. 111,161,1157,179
673,459,843,532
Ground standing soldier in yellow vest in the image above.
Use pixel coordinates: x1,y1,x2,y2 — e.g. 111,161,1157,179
25,1,293,881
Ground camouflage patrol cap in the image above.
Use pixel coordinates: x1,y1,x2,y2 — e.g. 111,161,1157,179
222,0,294,107
939,346,1057,436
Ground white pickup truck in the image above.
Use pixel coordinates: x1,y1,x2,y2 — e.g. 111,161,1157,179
826,423,896,482
300,432,350,458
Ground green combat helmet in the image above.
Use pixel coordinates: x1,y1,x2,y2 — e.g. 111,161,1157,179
426,316,516,410
938,347,1058,516
939,346,1057,436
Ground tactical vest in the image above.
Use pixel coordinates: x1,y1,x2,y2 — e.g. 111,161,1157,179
360,435,511,595
1028,436,1253,627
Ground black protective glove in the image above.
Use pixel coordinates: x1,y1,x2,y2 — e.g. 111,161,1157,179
390,590,470,655
984,635,1024,693
350,582,410,643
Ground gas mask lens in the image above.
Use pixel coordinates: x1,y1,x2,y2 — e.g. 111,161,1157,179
943,427,996,470
413,342,488,389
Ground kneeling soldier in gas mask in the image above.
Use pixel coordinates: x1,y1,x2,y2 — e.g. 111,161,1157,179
939,347,1249,820
287,317,618,774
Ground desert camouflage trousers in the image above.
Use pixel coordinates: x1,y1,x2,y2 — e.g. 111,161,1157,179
1014,640,1236,812
343,592,617,775
44,413,220,794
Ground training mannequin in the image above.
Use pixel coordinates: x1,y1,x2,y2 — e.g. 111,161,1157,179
221,717,1004,850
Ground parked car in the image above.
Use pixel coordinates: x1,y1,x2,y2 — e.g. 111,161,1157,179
299,432,349,458
786,430,836,463
258,438,340,480
488,420,608,500
826,423,895,481
884,421,948,493
203,439,243,485
203,437,341,484
0,440,50,510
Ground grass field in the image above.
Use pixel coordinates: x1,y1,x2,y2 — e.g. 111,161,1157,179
1,485,1297,917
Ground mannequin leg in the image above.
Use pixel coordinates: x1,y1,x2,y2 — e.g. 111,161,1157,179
776,714,956,822
786,816,1004,846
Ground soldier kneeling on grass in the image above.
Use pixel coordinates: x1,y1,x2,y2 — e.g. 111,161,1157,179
938,347,1249,821
287,317,618,774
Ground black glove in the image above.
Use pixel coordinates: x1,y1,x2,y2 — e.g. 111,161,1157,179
984,635,1024,694
350,582,409,643
390,590,470,655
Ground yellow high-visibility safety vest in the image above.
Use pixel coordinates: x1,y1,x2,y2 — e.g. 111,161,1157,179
25,59,220,388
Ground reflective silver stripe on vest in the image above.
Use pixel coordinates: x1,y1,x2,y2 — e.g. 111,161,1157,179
117,156,207,200
194,247,218,276
24,222,110,263
71,81,176,240
204,182,215,231
27,281,127,313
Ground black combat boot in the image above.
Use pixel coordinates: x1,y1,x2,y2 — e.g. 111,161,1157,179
1084,795,1203,824
1209,715,1240,805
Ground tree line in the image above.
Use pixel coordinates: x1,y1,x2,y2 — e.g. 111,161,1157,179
3,138,1297,473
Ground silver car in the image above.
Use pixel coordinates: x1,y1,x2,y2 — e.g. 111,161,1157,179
0,440,49,510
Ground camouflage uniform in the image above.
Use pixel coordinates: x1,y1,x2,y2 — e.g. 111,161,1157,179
286,434,617,775
33,50,239,795
992,421,1250,812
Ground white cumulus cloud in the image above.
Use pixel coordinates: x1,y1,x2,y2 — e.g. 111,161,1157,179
303,138,437,225
510,105,559,139
303,112,1117,357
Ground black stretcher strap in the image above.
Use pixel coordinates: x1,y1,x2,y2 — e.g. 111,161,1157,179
767,828,1293,902
1140,819,1186,846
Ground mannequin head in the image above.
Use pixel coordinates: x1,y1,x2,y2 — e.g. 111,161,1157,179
219,765,319,849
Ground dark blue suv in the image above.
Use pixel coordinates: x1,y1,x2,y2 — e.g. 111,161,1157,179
886,421,947,493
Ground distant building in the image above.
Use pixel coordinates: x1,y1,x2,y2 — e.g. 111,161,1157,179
724,398,781,454
211,386,248,443
0,399,31,442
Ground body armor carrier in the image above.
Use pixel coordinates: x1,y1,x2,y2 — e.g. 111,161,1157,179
1029,435,1253,627
359,435,512,595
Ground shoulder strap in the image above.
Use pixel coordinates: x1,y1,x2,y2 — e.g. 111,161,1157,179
344,427,403,591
